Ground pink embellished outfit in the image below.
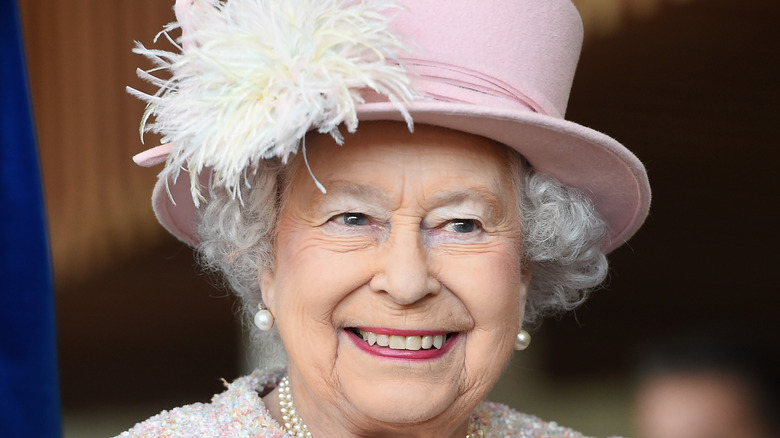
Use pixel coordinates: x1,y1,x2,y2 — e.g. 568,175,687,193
117,371,616,438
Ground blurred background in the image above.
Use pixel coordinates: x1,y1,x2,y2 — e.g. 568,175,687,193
17,0,778,436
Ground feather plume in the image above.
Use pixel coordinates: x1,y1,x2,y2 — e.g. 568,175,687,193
129,0,419,205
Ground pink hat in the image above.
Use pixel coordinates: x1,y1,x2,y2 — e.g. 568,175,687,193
132,0,650,253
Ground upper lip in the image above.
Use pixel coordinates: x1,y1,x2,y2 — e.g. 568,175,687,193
350,326,454,336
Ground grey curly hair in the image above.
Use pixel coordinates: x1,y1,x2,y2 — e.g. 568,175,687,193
197,142,608,371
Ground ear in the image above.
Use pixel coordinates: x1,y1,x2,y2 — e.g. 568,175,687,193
259,268,277,311
516,264,533,327
518,263,534,299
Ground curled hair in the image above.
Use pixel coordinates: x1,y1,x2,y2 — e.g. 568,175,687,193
510,154,608,326
198,149,608,369
197,158,289,370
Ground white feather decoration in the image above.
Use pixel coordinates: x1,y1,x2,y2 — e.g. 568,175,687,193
128,0,419,205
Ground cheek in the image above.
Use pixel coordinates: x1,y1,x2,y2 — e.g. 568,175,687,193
438,247,524,324
440,246,523,396
273,229,373,317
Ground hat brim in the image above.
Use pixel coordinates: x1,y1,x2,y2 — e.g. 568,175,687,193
152,101,650,253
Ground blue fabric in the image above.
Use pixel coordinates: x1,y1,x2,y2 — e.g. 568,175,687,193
0,0,62,436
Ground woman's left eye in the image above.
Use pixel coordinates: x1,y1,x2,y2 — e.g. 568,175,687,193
337,212,369,226
445,219,482,234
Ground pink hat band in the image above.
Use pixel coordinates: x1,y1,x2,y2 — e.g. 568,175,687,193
388,60,556,117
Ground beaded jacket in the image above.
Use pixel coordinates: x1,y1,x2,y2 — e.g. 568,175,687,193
116,370,616,438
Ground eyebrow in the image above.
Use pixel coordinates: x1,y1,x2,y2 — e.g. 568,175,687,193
313,181,393,209
427,188,505,219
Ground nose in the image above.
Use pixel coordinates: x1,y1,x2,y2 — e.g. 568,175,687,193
369,226,441,305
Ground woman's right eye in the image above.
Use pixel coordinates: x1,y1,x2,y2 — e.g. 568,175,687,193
337,213,369,226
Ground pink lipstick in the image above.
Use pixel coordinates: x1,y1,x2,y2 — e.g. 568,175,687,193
345,327,459,360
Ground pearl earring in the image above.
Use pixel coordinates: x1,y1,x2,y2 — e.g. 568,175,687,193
514,329,531,350
253,303,274,331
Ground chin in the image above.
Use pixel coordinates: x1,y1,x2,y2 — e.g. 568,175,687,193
332,329,473,423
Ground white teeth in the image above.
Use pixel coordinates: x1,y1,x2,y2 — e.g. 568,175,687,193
354,329,449,350
389,335,406,350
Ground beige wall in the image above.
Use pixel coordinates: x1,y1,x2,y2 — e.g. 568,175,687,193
19,1,174,286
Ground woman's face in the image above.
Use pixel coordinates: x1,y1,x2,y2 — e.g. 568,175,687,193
261,122,530,434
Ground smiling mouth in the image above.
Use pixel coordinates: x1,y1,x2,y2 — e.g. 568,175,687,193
348,328,456,351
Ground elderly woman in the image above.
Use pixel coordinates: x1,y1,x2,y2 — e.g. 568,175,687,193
120,0,650,436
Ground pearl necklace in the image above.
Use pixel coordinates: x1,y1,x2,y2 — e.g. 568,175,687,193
278,376,312,438
277,376,483,438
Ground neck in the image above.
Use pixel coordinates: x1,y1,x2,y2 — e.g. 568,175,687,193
262,378,476,438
